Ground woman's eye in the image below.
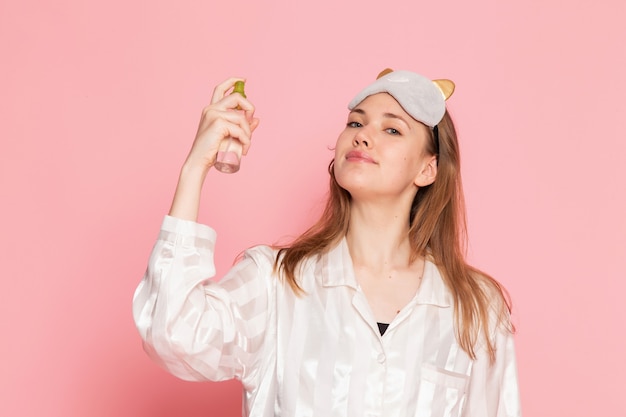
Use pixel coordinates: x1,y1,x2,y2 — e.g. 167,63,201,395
386,128,401,135
347,121,362,128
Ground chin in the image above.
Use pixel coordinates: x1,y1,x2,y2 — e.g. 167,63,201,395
335,173,370,196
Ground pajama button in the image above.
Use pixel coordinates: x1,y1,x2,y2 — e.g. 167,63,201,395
377,353,386,363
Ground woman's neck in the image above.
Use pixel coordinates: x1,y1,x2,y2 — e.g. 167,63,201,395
345,201,413,269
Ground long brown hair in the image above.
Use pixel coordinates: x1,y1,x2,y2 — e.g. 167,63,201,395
275,110,513,362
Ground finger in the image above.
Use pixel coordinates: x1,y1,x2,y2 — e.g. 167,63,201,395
210,77,245,104
249,117,260,134
206,92,256,118
199,105,252,138
221,122,252,153
188,118,249,164
241,118,260,155
217,108,254,139
211,114,253,148
224,93,256,114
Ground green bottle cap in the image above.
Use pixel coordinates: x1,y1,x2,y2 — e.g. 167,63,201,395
232,81,246,98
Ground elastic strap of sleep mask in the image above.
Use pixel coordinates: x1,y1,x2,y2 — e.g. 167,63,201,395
433,125,440,156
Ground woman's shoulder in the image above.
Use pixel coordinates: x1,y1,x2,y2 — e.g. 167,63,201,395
241,244,281,268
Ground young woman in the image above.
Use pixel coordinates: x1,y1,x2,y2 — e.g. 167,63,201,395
133,70,522,417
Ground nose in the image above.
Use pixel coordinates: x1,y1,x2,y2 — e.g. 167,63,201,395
353,131,370,148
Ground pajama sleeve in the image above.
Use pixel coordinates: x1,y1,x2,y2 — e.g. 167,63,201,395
133,215,276,384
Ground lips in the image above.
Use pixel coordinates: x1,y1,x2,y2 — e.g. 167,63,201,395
345,150,376,163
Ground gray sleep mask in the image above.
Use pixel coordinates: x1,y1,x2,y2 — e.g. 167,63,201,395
348,69,455,128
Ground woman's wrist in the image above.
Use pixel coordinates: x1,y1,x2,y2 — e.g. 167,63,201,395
180,157,211,182
168,161,210,221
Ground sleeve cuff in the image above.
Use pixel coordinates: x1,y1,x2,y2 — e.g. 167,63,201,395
161,215,217,241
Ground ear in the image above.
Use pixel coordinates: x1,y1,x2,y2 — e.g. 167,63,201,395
414,155,438,187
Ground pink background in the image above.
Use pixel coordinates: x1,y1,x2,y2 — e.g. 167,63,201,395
2,0,625,416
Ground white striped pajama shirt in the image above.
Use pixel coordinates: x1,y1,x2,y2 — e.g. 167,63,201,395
133,216,522,417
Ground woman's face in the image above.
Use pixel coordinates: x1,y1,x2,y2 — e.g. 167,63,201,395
333,93,437,201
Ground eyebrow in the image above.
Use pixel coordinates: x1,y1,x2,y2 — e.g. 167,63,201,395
350,108,411,129
383,112,410,128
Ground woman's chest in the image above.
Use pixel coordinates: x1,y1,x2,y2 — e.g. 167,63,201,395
269,286,473,417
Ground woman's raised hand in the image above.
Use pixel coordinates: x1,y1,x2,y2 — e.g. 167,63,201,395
184,77,260,173
169,77,260,221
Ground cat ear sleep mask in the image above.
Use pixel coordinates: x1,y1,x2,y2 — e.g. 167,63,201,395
348,68,455,128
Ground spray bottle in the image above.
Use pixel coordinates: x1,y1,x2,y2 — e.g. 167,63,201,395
214,81,246,173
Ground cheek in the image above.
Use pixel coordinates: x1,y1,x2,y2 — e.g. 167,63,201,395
383,147,423,178
334,131,351,154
